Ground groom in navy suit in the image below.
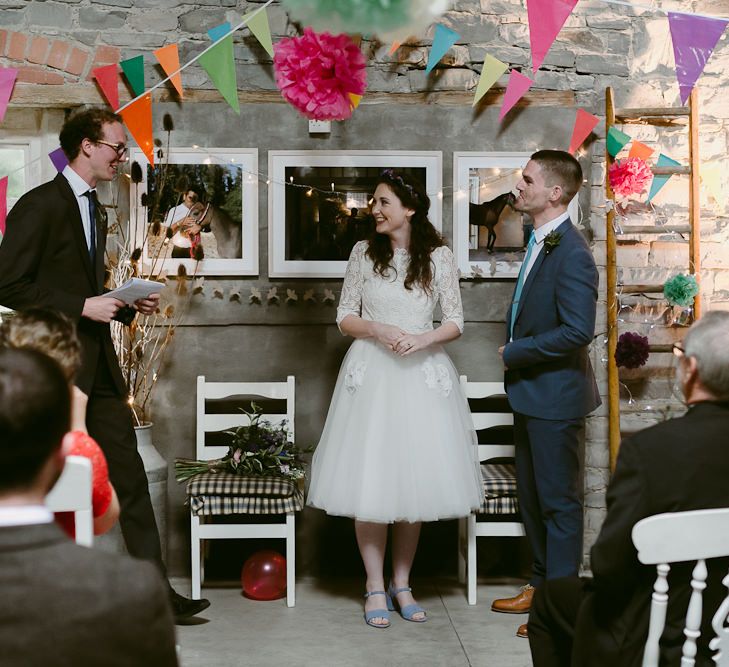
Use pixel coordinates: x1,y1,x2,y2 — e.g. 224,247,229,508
491,150,600,639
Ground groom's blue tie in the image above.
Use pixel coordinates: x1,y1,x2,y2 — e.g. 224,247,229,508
510,230,536,340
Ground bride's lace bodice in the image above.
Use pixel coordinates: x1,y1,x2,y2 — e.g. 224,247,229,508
336,241,464,334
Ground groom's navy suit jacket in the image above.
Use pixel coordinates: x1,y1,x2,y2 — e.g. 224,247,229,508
503,218,600,420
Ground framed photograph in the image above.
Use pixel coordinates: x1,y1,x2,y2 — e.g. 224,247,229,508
453,152,579,279
268,150,442,278
130,147,258,276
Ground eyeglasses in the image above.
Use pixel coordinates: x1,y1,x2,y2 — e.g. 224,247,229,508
96,140,129,158
672,342,685,358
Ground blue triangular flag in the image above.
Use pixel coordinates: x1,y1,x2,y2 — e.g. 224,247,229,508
426,24,460,74
208,22,232,42
647,154,681,202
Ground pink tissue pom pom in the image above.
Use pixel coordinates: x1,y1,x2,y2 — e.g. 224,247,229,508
609,157,653,198
274,28,367,121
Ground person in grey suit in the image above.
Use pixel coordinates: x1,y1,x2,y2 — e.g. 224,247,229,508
491,151,600,639
0,347,178,667
528,311,729,666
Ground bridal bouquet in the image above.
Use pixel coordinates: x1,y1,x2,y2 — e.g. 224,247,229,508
175,404,308,483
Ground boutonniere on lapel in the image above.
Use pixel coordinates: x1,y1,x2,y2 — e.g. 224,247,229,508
543,231,563,255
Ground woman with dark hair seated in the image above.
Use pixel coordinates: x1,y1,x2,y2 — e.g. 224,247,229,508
0,308,120,536
308,169,483,628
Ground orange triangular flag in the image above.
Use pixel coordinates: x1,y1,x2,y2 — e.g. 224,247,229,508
92,64,120,110
120,94,154,166
154,44,183,98
629,141,654,160
349,93,362,110
389,41,401,54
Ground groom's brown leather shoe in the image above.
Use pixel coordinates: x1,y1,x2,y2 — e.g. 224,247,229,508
516,623,528,638
491,584,534,614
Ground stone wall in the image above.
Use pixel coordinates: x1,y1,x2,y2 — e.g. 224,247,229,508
1,0,728,577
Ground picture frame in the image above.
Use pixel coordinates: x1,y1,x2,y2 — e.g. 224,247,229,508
130,147,258,276
268,150,442,278
453,152,580,279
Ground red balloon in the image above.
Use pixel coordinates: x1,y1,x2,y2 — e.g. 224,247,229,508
241,550,287,601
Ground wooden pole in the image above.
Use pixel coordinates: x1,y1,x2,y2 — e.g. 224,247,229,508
688,89,701,319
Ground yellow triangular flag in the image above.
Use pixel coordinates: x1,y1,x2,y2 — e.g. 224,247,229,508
473,54,508,106
349,93,362,110
244,8,274,58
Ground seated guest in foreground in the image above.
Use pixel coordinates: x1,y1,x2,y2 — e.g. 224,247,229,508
528,311,729,667
0,308,119,536
0,348,178,666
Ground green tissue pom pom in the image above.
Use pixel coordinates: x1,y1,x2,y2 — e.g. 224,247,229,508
663,273,699,307
282,0,411,34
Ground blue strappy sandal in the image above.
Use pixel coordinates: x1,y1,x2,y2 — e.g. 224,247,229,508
363,590,391,629
387,583,427,622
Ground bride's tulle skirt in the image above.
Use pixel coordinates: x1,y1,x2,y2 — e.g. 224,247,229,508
307,338,484,523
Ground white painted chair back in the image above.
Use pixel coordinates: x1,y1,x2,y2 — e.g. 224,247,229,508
192,375,297,607
45,455,93,547
632,508,729,667
458,376,524,605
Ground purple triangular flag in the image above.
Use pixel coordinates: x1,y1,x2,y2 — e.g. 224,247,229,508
49,147,69,172
668,11,728,104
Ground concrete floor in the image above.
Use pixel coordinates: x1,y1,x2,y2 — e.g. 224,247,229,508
174,577,533,667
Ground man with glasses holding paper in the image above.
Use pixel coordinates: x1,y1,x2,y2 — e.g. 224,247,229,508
0,107,210,621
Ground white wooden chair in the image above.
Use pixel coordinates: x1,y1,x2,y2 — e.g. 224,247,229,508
189,376,300,607
45,455,93,547
457,376,525,605
632,507,729,667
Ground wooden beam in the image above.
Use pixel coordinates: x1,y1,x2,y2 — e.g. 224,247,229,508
617,225,691,234
619,284,664,294
6,83,576,109
688,88,701,318
652,166,691,176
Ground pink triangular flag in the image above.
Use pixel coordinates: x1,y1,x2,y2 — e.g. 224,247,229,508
92,64,120,110
527,0,579,72
568,109,599,154
668,12,728,104
0,68,18,124
0,176,8,236
499,70,533,121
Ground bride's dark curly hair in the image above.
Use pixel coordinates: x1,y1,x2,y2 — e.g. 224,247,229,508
366,169,445,293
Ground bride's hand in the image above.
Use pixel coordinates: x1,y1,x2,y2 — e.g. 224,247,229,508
371,322,407,349
394,332,431,356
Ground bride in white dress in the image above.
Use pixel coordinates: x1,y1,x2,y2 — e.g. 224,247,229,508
308,170,483,628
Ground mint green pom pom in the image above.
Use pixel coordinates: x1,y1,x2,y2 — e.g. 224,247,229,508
663,273,699,307
282,0,411,34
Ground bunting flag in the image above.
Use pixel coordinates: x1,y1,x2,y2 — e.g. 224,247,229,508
244,7,274,58
349,93,362,110
527,0,579,72
607,126,631,157
92,64,120,110
154,44,184,98
668,12,728,104
0,176,7,237
389,41,401,55
472,54,508,106
425,24,460,74
498,70,533,121
120,55,145,97
629,140,654,160
567,108,599,154
199,23,240,113
647,153,681,202
48,147,69,172
120,93,154,166
0,68,18,124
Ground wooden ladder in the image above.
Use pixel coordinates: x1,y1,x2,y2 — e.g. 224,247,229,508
605,86,701,471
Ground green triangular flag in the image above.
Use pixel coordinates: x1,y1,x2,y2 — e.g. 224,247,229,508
199,23,240,113
244,8,274,58
120,55,145,97
647,153,681,202
607,126,631,157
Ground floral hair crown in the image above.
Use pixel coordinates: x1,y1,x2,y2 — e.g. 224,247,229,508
380,169,419,202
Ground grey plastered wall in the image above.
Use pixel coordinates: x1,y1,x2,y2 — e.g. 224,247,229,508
150,99,593,577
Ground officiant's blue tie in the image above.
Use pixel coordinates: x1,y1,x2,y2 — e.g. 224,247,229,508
82,189,97,261
509,230,536,340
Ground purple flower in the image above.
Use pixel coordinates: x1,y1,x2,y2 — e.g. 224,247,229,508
615,331,650,369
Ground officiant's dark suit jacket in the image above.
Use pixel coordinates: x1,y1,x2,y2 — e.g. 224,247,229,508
548,401,729,666
0,174,164,569
0,522,178,667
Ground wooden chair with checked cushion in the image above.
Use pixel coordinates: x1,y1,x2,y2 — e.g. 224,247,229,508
457,376,526,605
187,375,302,607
